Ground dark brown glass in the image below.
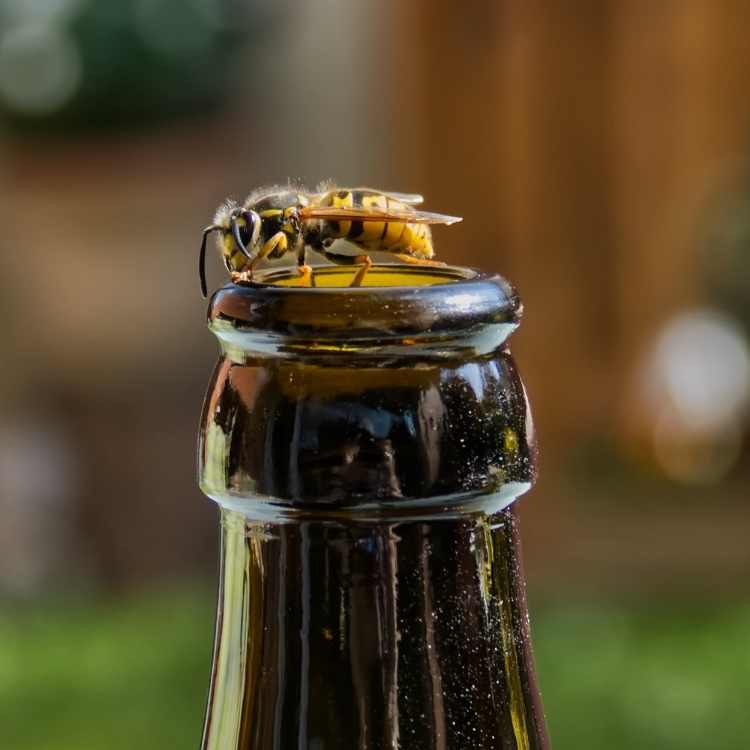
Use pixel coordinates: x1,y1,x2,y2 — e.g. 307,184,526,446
197,265,549,750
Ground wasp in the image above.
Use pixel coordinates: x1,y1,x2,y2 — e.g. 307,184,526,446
198,185,462,296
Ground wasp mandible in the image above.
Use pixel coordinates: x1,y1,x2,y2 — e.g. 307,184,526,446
198,184,462,296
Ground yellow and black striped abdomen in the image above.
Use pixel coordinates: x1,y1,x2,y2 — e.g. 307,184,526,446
318,189,435,259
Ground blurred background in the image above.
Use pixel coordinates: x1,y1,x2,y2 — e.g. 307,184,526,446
2,1,750,747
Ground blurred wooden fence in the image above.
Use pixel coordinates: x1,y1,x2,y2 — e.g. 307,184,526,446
390,0,750,453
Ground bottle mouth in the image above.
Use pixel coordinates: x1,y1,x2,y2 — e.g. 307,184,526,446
207,263,522,360
253,263,477,288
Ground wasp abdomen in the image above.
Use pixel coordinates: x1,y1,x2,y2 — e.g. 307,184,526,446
318,189,434,258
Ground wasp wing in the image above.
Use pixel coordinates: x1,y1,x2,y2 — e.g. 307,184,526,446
312,185,425,205
354,188,424,205
301,206,462,225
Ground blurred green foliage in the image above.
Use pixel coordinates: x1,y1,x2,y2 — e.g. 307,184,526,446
0,588,213,750
0,0,286,130
1,589,748,749
534,600,750,749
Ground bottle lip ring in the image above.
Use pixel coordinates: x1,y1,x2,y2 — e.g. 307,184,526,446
203,481,533,522
207,263,522,352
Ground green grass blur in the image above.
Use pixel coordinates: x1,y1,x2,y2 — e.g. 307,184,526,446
1,589,748,749
534,600,750,748
0,589,212,750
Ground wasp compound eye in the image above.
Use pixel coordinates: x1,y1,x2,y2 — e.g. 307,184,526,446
230,218,252,260
237,223,252,248
241,210,261,248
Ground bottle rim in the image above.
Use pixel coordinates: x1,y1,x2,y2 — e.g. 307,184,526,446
207,263,522,359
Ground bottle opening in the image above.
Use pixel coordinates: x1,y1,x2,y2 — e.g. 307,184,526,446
252,263,478,288
207,263,521,360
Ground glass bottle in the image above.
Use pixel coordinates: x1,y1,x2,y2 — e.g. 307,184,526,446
197,265,550,749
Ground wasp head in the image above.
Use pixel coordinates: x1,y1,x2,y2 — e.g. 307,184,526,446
199,206,261,297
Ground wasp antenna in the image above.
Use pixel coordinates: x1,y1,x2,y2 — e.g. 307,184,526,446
230,217,252,260
199,225,219,298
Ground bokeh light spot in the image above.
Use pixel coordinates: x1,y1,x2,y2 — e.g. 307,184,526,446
0,0,84,24
0,22,82,115
647,309,750,433
641,307,750,483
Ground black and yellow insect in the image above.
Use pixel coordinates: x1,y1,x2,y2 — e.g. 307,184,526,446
199,185,462,296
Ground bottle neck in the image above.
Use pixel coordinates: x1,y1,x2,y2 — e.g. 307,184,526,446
202,505,549,750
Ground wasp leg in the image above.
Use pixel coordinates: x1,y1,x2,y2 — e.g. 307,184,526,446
296,263,314,287
320,249,373,287
391,253,447,268
291,234,314,287
249,231,288,274
230,270,252,285
229,232,289,286
350,255,372,287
